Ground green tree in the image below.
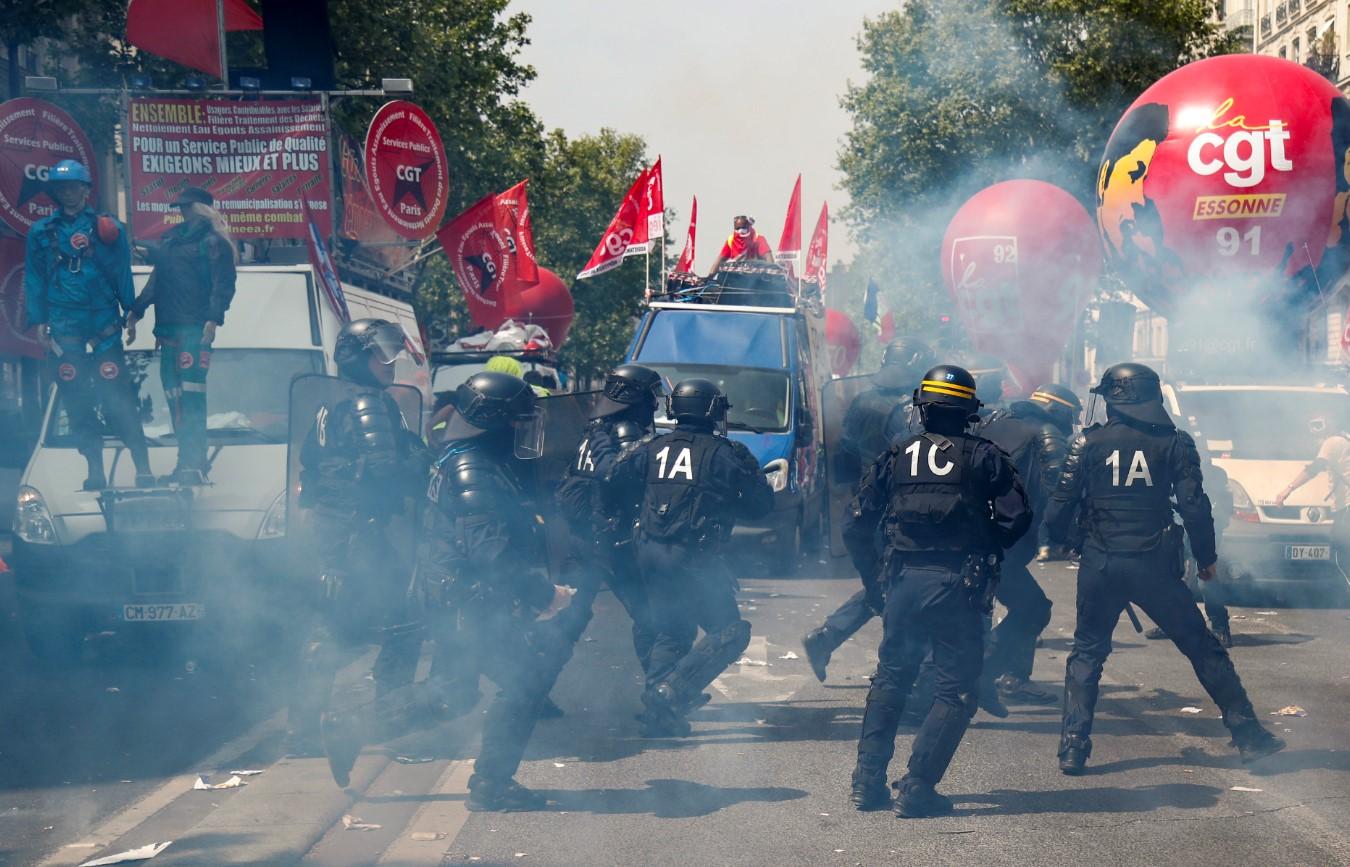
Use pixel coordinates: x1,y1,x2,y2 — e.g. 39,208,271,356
838,0,1242,335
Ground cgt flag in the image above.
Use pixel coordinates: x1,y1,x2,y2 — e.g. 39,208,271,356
630,156,664,252
804,201,829,294
578,159,665,279
126,0,262,79
495,179,540,286
776,174,802,264
437,181,540,329
675,196,697,273
303,200,350,323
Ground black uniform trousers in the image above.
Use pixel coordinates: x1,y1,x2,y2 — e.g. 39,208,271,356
856,559,984,787
816,589,876,654
640,537,751,704
984,544,1052,683
1060,541,1258,754
50,336,150,471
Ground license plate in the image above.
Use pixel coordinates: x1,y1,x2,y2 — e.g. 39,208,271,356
122,603,205,622
1285,545,1331,561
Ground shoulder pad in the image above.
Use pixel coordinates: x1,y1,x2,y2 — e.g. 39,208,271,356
612,419,647,446
437,445,515,496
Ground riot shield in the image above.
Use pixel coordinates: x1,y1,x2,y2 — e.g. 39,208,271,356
532,391,600,583
822,374,877,558
285,374,424,599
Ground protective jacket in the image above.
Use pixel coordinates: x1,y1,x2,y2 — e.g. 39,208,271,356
23,207,133,332
610,425,773,546
843,429,1030,587
978,400,1069,512
131,220,236,328
556,417,649,537
418,440,555,612
842,385,907,466
1044,417,1217,566
299,389,426,516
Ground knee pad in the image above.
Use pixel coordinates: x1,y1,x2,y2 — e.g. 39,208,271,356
864,684,908,711
722,619,751,659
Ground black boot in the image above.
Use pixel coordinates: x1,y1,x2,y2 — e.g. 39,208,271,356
802,627,835,682
467,776,546,812
1211,626,1233,648
639,684,691,738
977,677,1009,718
1058,737,1089,775
849,768,890,811
320,710,365,788
81,450,106,491
894,777,953,818
996,674,1057,705
1233,723,1286,764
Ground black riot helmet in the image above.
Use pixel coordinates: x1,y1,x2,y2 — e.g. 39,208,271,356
335,318,410,386
1029,382,1083,432
913,364,982,422
592,363,664,420
874,336,936,391
440,371,544,457
1091,362,1172,427
963,353,1006,406
668,378,729,428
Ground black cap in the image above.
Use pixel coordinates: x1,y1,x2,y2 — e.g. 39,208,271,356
171,186,214,208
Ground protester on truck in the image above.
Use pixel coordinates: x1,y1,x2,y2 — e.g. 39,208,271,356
708,215,774,275
126,186,237,484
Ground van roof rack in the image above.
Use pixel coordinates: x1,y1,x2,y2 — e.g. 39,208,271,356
650,261,822,314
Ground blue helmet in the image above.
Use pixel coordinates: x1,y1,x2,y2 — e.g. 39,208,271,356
50,160,92,186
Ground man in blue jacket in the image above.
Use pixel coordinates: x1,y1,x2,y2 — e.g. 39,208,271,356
24,160,152,489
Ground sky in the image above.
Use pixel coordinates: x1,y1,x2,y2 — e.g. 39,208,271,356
515,0,894,273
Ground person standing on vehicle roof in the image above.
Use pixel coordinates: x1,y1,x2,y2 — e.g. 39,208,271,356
846,364,1030,816
801,336,935,682
1046,362,1284,775
286,319,429,759
974,382,1082,705
23,159,154,489
708,215,774,275
609,378,774,737
125,187,237,485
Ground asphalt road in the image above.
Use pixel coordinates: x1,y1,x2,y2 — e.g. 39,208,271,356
2,556,1349,866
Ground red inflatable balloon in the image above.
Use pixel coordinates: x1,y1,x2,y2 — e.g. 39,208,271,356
825,308,861,376
941,180,1100,394
1098,54,1350,312
497,268,574,349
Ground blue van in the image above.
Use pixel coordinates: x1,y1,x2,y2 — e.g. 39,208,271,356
623,264,829,569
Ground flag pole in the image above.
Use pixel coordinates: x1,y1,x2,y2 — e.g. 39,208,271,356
645,245,650,297
216,0,228,85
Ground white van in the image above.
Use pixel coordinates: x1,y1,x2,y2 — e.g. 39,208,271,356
10,264,426,662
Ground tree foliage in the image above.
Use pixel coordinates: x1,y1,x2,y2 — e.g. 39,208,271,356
837,0,1243,337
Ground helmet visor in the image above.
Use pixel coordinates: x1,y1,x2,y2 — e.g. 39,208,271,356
513,407,545,460
366,322,413,366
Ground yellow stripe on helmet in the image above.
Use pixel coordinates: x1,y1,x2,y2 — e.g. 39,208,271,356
1031,390,1077,409
921,379,976,397
921,383,977,399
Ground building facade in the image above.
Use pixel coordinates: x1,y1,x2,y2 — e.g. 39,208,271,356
1253,0,1346,89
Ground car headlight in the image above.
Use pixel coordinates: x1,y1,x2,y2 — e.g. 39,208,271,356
1228,479,1259,523
257,490,287,539
14,485,57,544
763,458,789,493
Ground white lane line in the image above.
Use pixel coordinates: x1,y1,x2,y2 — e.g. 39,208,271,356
375,760,474,866
712,635,803,702
38,710,287,866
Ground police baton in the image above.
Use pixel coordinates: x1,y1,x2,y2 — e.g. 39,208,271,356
1124,602,1144,634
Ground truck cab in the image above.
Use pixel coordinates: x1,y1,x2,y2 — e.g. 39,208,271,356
624,264,828,569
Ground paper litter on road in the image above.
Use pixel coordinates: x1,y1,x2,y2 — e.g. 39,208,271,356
515,853,528,858
410,832,446,841
228,769,263,776
342,814,382,831
1230,786,1264,792
79,842,172,866
395,755,435,764
192,775,244,790
553,762,566,768
778,651,799,660
1255,611,1278,616
1273,705,1308,717
1179,707,1204,714
735,657,768,666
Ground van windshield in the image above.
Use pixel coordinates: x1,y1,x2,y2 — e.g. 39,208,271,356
645,364,791,432
44,349,325,447
1180,390,1350,461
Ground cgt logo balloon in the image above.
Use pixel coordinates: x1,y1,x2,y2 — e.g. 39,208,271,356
1097,54,1350,314
941,179,1100,396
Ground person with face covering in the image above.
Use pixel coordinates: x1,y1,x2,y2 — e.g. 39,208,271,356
127,187,237,483
708,215,774,275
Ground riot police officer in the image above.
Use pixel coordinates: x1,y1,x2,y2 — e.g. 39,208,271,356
542,364,664,704
976,382,1082,703
1045,363,1284,775
964,353,1007,421
804,337,935,681
610,378,773,737
23,160,153,489
847,364,1030,817
287,319,427,757
327,371,571,809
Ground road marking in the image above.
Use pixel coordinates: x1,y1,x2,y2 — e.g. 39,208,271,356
712,635,804,703
375,760,474,865
38,710,287,866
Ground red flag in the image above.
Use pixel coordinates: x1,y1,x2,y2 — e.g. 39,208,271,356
303,201,350,323
804,202,829,293
126,0,262,79
631,157,665,250
879,311,897,344
578,165,650,279
776,174,802,262
494,179,540,286
675,196,697,274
